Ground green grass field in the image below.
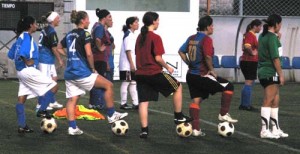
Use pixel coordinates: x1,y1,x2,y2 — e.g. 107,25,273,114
0,80,299,154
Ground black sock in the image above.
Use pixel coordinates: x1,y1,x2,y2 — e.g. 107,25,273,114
174,112,183,119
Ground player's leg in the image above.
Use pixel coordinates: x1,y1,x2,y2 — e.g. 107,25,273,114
66,95,83,135
48,65,63,109
120,70,131,109
129,80,139,109
16,95,33,133
139,101,149,138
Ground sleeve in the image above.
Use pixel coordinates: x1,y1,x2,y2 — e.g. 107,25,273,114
124,34,135,52
94,26,104,39
243,33,252,48
49,32,59,47
268,35,280,59
18,35,32,59
153,35,165,55
7,41,17,60
202,36,214,57
179,37,190,53
84,31,92,45
60,35,67,48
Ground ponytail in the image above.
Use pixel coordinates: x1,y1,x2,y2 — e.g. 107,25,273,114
139,12,159,47
261,14,282,37
70,10,88,25
122,16,139,33
16,16,36,37
140,25,148,47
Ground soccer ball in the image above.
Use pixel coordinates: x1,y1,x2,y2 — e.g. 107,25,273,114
40,117,57,134
111,120,129,136
176,123,192,137
218,121,234,137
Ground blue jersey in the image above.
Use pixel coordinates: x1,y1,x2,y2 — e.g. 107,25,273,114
60,28,92,80
107,31,114,69
8,32,39,71
38,25,59,64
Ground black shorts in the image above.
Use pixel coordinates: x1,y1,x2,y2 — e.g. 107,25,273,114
136,72,180,103
240,61,258,80
259,76,280,88
119,71,136,81
186,73,233,100
94,61,107,76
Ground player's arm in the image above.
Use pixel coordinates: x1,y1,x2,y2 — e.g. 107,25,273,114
155,55,173,74
126,50,135,71
243,44,253,55
50,33,64,67
56,42,66,56
20,56,34,66
178,51,190,66
203,37,217,77
85,43,96,73
95,38,106,53
273,58,284,85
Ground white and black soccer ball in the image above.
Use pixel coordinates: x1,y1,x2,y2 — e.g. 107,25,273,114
111,120,129,136
218,121,234,137
176,123,192,137
40,117,57,134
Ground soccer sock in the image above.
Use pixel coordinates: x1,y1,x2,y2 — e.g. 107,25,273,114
16,103,26,127
39,90,55,111
174,111,183,119
189,103,200,131
220,91,233,115
270,107,279,131
261,107,271,131
68,120,77,129
120,82,130,105
129,81,138,106
106,107,115,117
50,95,56,104
241,85,252,107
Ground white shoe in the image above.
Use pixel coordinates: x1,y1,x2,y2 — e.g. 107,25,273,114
260,130,280,139
49,101,63,109
192,129,206,137
68,127,83,135
36,104,53,111
218,113,238,123
272,129,288,138
107,111,128,123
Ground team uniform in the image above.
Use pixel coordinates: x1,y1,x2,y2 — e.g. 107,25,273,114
107,31,114,82
135,31,180,102
258,32,282,88
60,28,97,98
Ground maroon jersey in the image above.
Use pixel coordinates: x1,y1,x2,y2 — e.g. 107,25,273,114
241,31,258,62
135,31,165,75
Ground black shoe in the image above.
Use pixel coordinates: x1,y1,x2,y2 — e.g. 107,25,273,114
174,114,193,124
132,105,139,110
36,110,52,118
18,125,34,133
120,104,132,110
239,105,257,111
140,131,148,138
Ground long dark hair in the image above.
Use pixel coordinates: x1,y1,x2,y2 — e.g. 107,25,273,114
246,19,262,32
122,16,138,33
197,15,213,31
95,8,110,20
139,11,159,48
261,14,282,37
16,16,36,36
70,10,88,25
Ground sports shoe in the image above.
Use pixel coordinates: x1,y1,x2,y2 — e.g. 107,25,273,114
107,111,128,123
260,130,280,139
192,129,206,137
68,127,83,135
49,101,63,109
140,131,148,138
18,125,34,133
272,129,289,138
132,105,139,110
239,105,257,111
174,114,193,124
120,104,132,110
36,110,52,118
36,104,53,111
218,113,238,123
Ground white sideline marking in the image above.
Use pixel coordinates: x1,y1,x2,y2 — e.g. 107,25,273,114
148,109,300,153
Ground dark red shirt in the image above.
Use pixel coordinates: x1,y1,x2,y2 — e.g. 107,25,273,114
241,31,258,62
135,31,165,75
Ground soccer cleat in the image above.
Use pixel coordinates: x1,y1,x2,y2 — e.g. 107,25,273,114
260,130,280,139
18,125,34,133
49,101,63,109
192,129,206,137
272,129,289,138
36,110,52,118
174,114,193,124
107,111,128,123
218,113,238,123
132,105,139,110
68,127,83,135
139,131,148,138
120,104,132,110
36,104,53,111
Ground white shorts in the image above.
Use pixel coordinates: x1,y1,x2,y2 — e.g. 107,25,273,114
38,63,57,78
65,73,98,98
17,67,57,99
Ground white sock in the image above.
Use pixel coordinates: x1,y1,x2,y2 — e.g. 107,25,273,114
261,107,271,131
120,82,130,105
129,81,138,106
270,107,279,131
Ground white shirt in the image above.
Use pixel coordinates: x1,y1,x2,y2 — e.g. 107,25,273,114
119,30,138,71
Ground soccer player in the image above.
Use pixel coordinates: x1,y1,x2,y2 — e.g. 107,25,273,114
258,14,288,139
36,11,64,111
7,16,58,133
135,11,192,138
239,19,262,111
178,15,238,137
57,10,127,135
119,16,139,110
